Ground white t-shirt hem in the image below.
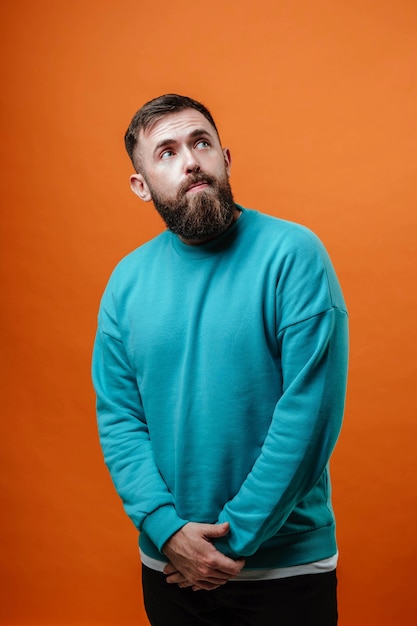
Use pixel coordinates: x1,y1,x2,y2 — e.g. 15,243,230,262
140,549,338,581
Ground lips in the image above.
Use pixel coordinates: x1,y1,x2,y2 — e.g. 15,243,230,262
186,180,209,192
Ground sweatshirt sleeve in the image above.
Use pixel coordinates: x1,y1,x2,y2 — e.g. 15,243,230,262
217,229,349,558
92,287,187,551
218,306,348,557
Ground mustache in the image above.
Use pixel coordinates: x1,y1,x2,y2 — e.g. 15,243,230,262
177,172,218,195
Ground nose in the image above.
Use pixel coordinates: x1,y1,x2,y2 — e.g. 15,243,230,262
183,149,201,174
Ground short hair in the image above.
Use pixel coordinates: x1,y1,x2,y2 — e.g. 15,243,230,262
124,94,220,172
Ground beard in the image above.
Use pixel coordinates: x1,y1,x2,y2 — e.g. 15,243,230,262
147,171,236,242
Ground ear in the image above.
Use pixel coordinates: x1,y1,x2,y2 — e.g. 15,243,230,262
130,173,152,202
223,148,232,175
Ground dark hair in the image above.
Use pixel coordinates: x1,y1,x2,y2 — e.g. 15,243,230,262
124,94,220,172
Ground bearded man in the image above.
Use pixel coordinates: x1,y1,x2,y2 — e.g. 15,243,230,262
92,94,349,626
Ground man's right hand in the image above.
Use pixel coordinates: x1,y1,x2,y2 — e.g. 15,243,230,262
162,521,246,591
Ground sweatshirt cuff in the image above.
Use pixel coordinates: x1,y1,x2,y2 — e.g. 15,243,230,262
141,504,188,553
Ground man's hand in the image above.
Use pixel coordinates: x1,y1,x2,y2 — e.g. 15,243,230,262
162,521,245,591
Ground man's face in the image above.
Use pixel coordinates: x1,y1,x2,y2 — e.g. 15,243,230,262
130,109,236,243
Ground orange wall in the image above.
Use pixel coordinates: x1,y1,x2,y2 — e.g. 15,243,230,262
1,1,416,625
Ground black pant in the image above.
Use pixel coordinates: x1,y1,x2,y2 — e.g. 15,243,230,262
142,565,338,626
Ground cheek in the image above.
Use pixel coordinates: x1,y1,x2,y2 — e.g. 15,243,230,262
212,155,230,178
148,170,178,195
195,156,220,182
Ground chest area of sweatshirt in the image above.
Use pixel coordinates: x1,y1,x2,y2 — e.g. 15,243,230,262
117,248,281,381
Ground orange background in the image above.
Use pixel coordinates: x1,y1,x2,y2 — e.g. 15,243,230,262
1,1,416,625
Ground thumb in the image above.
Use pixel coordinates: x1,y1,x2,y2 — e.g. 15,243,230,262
204,522,230,538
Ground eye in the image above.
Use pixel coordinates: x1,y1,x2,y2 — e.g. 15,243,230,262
196,140,210,149
160,149,174,159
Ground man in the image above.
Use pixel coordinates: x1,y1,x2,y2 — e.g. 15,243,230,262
92,94,349,626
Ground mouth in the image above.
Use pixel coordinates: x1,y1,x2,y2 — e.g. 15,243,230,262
186,180,210,193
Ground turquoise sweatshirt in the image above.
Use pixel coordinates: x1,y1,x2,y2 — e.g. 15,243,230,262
92,207,348,570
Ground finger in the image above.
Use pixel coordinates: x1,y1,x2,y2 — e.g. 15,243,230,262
200,558,244,578
166,572,187,585
192,581,224,591
165,571,227,587
202,522,230,539
220,556,246,576
178,581,193,589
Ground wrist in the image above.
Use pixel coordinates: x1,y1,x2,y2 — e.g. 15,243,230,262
141,505,188,553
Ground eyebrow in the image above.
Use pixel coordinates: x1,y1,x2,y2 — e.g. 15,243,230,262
152,128,213,157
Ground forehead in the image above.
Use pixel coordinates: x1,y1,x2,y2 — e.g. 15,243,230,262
139,109,219,148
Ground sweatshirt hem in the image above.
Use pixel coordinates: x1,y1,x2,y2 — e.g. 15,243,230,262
138,522,337,571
